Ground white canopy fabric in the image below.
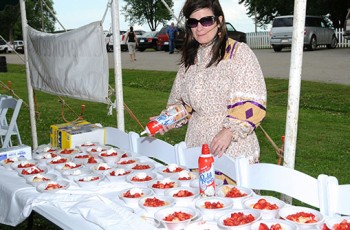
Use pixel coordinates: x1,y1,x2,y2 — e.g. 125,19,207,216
26,21,109,104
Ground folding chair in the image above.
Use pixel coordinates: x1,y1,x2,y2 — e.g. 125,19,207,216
0,95,12,128
0,98,23,148
235,157,329,215
104,127,134,152
325,176,350,217
130,132,177,165
175,141,238,183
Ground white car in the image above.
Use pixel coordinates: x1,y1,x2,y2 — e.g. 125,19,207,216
270,15,337,52
0,40,24,53
106,30,145,52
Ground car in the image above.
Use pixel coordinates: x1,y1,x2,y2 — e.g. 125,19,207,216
158,25,185,51
225,22,247,43
120,30,146,52
343,9,350,40
105,30,145,52
105,30,126,52
137,31,159,52
173,22,246,51
270,15,338,52
0,40,24,54
156,26,170,51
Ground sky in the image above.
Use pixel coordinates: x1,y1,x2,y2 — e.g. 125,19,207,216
53,0,263,33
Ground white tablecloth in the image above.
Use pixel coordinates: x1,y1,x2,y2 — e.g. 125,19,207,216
0,156,161,230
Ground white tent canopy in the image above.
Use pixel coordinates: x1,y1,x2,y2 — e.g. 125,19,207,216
20,0,125,148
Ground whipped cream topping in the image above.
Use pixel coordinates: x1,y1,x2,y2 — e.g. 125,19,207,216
27,166,41,173
97,163,110,169
178,170,191,178
167,164,179,172
19,161,31,166
115,168,126,175
51,156,62,161
135,172,147,179
82,141,93,146
43,153,53,159
92,147,102,152
105,149,116,155
160,178,172,184
82,176,98,181
129,188,143,195
65,162,77,167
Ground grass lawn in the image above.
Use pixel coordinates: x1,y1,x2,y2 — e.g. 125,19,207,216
0,64,349,229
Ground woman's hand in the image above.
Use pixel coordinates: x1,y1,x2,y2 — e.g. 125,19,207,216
210,128,233,157
147,116,175,137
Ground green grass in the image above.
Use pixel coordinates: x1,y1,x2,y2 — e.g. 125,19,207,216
0,64,349,229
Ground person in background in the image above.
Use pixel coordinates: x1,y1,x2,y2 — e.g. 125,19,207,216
149,0,267,164
125,26,138,61
166,22,178,54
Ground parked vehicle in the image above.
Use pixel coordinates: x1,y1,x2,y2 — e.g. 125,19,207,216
0,40,24,53
156,26,170,51
344,9,350,40
226,22,247,43
119,30,145,52
270,15,338,52
105,30,145,52
137,31,159,52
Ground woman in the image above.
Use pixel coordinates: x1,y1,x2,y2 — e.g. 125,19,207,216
125,26,138,61
154,0,267,164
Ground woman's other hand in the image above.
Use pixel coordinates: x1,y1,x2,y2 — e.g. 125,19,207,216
210,128,233,157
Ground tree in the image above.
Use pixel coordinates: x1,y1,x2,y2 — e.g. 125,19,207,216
122,0,174,31
0,0,55,42
0,3,21,42
239,0,350,29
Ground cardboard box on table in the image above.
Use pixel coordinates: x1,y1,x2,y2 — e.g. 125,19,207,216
50,120,90,147
56,123,105,149
0,145,32,161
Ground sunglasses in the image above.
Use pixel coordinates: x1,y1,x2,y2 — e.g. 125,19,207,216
186,16,217,28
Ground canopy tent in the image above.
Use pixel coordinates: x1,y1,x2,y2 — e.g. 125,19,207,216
10,0,306,172
15,0,125,149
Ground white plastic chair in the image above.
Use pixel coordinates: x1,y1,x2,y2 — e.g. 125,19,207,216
131,133,177,165
0,98,23,148
0,95,12,128
235,157,329,215
104,127,134,152
325,176,350,217
175,141,238,182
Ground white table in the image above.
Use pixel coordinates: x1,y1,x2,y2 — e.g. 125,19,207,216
0,156,163,230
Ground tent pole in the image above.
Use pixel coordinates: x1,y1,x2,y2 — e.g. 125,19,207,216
282,0,307,204
159,0,181,25
19,0,38,150
110,0,125,131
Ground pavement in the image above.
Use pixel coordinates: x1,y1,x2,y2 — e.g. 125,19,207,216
3,47,350,85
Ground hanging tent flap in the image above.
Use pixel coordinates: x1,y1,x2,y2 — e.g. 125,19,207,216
27,21,109,103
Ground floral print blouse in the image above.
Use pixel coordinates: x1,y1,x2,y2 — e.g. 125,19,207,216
168,38,267,163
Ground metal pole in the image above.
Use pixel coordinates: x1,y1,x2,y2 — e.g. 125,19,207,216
19,0,38,150
110,0,125,131
40,0,44,31
159,0,182,25
282,0,307,204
